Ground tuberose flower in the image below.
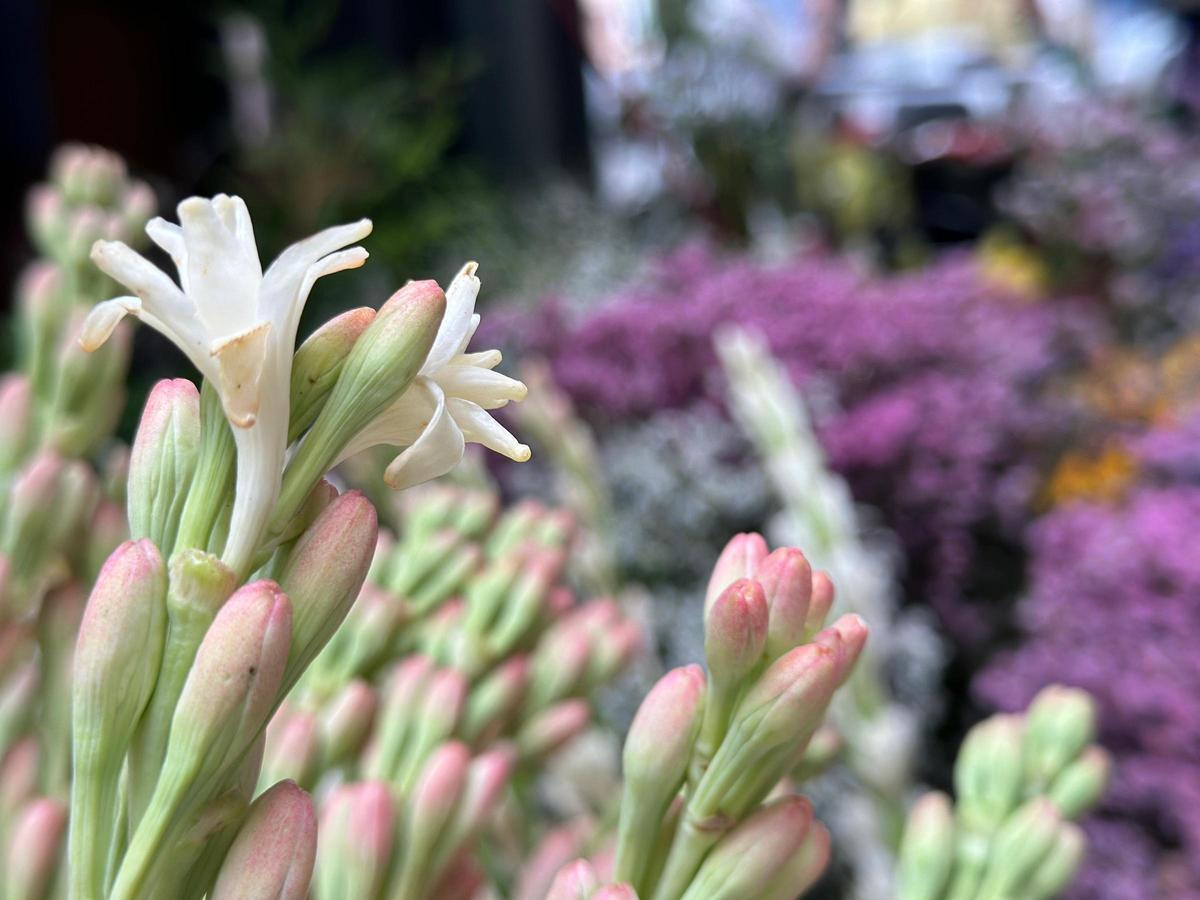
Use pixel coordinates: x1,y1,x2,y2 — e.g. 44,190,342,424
81,194,371,571
339,262,530,490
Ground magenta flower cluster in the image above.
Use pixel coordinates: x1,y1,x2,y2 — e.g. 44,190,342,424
489,246,1098,643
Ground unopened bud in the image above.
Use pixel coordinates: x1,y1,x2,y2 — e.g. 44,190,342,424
545,859,600,900
127,378,201,553
463,655,529,746
530,626,592,709
804,571,834,639
1023,685,1097,790
1027,821,1086,899
319,680,377,768
761,820,831,900
682,796,815,900
706,579,769,691
593,886,638,900
277,490,377,697
897,792,956,900
976,798,1062,898
5,797,68,900
315,781,394,900
754,547,813,660
211,780,316,900
0,376,33,473
289,307,377,442
954,714,1025,833
705,533,769,617
813,613,869,686
517,699,591,762
1048,745,1110,819
394,742,471,899
261,711,321,791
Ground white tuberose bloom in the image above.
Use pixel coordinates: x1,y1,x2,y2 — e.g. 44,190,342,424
82,194,371,572
340,262,531,489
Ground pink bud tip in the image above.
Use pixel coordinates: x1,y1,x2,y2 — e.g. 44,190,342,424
705,533,769,616
211,781,316,900
706,579,769,685
625,665,706,770
754,547,813,657
592,886,638,899
412,741,471,821
545,859,600,900
6,797,67,897
805,571,835,636
521,700,592,760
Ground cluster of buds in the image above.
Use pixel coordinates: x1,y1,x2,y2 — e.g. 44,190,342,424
897,686,1110,900
539,533,866,900
258,486,642,897
8,189,535,898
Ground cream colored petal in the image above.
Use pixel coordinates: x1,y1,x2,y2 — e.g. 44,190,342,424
423,261,479,374
259,219,373,322
80,297,141,351
90,239,192,323
210,320,272,428
447,397,530,462
383,380,465,490
436,364,527,410
145,217,187,285
454,349,502,369
274,246,370,352
333,381,431,465
178,197,262,335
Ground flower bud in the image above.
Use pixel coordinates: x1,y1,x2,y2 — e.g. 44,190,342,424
793,724,842,782
897,792,956,900
813,613,869,686
1027,821,1086,899
2,453,64,586
681,796,814,900
530,626,592,709
211,780,316,900
976,798,1061,898
705,579,769,691
394,742,471,899
277,490,378,697
545,859,600,900
1023,685,1097,790
5,797,67,900
319,679,377,769
515,822,593,900
84,500,128,582
315,781,394,900
0,738,39,824
754,547,813,660
462,655,529,746
27,185,66,255
615,665,706,891
289,307,377,442
804,571,835,639
127,378,201,553
954,714,1025,833
69,539,167,899
276,281,444,525
1048,745,1111,819
364,656,435,781
0,376,34,473
449,747,513,846
593,886,638,899
261,711,321,791
704,533,769,617
761,820,831,900
111,581,292,900
517,699,591,762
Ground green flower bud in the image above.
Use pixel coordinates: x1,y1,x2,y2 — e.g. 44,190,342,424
394,742,471,900
516,699,591,764
680,796,815,900
0,376,34,474
1028,821,1086,900
976,798,1062,899
1048,745,1111,819
318,680,377,769
462,655,529,746
704,533,768,618
1023,685,1097,791
754,547,813,661
314,781,395,900
5,797,67,900
69,539,167,900
954,714,1025,833
760,820,832,900
288,307,377,442
277,490,378,699
127,378,201,554
615,665,706,892
261,711,321,792
211,780,316,900
897,792,957,900
363,656,434,782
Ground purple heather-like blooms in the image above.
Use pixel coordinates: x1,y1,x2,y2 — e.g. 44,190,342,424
487,246,1100,642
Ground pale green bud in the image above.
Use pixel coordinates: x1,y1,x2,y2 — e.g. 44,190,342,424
394,742,471,900
976,798,1062,899
1023,685,1097,790
127,378,201,554
288,307,376,442
1048,745,1111,819
759,820,832,900
954,714,1025,833
897,792,957,900
314,781,394,900
211,780,316,900
1028,821,1086,900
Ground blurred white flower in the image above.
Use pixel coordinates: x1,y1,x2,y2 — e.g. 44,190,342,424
82,194,371,571
341,262,530,490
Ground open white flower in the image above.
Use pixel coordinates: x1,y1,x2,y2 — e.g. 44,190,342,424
82,194,371,571
340,262,531,489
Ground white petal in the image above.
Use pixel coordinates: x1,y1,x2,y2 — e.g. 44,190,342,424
80,297,140,350
436,364,527,410
277,247,369,352
178,196,262,335
383,381,466,490
145,218,187,285
90,240,191,321
454,349,502,369
210,320,272,428
423,261,479,374
447,397,531,462
259,218,373,321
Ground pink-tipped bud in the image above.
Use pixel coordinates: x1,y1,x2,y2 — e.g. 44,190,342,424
705,533,769,617
0,375,33,471
211,780,316,900
0,739,39,821
128,378,200,551
262,711,320,790
518,700,592,762
166,580,292,784
730,640,842,754
463,655,529,746
804,571,834,638
319,679,377,768
451,747,513,842
545,859,600,900
593,885,638,899
623,665,706,791
394,743,472,898
813,614,869,686
421,667,469,736
531,625,593,707
289,306,378,440
278,490,377,695
682,796,814,899
316,781,395,899
515,821,595,900
4,797,67,900
762,820,831,900
754,547,813,660
705,579,769,689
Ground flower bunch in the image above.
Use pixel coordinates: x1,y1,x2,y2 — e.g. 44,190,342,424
0,146,154,818
542,532,868,900
0,189,531,898
897,686,1110,900
717,326,944,895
